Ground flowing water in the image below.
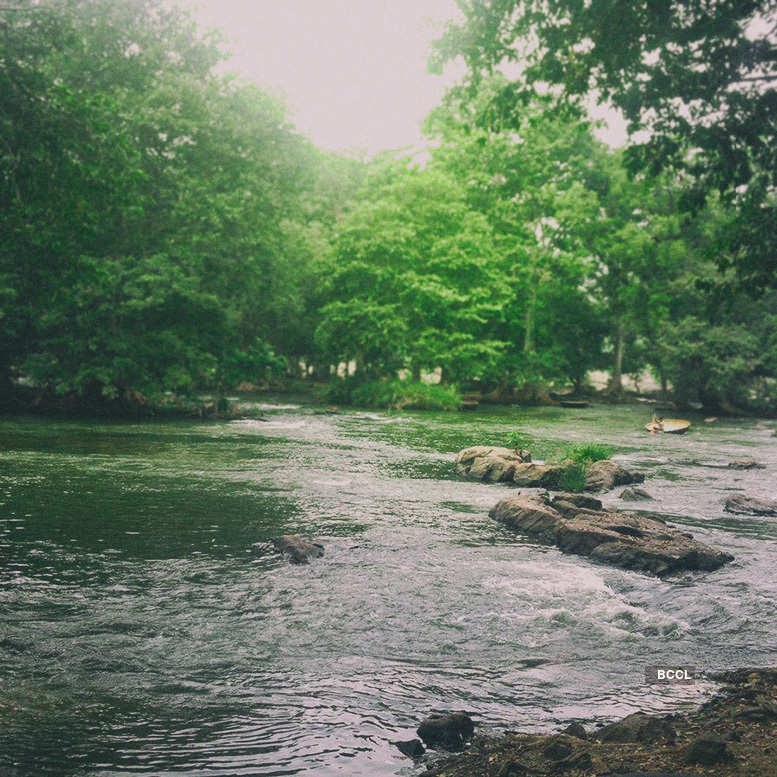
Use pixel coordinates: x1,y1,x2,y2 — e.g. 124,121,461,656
1,401,776,776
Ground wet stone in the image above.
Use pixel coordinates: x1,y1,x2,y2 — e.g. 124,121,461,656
417,711,475,751
271,534,324,564
393,738,425,758
684,733,731,765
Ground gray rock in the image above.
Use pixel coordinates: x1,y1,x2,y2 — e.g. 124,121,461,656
455,446,527,483
597,712,676,744
456,448,644,494
724,493,777,516
392,738,425,758
585,459,645,493
490,492,734,577
620,487,654,501
562,722,588,739
417,711,474,751
684,733,731,765
271,534,324,564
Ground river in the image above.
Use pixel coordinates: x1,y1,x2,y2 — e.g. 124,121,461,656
1,401,776,776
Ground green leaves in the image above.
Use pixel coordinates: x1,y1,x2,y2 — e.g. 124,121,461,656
1,0,316,405
432,0,777,292
317,162,507,382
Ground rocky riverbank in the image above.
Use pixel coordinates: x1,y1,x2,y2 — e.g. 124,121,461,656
417,668,777,777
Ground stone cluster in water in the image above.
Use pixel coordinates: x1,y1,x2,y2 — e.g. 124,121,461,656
490,491,734,577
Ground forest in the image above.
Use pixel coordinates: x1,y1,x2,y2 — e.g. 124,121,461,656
2,0,777,416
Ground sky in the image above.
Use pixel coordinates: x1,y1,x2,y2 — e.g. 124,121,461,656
176,0,626,155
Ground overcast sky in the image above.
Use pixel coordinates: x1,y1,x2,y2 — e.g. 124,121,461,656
176,0,626,154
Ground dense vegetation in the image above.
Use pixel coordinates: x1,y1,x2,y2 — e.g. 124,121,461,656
2,0,776,415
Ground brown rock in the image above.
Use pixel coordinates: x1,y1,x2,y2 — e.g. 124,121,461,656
455,446,526,483
597,712,676,744
511,462,567,488
585,459,645,493
490,492,733,577
724,493,777,516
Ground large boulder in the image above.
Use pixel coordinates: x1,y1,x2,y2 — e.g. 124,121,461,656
455,446,527,483
490,492,734,577
724,494,777,516
685,733,731,765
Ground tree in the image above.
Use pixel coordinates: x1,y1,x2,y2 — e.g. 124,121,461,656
1,0,318,405
425,79,609,392
432,0,777,291
317,160,508,383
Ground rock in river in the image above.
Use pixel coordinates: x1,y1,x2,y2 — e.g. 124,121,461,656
489,492,734,577
455,447,643,493
417,711,475,751
271,534,324,564
724,493,777,516
454,446,529,483
584,459,644,492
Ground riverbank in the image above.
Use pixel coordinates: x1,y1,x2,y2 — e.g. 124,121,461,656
6,374,769,419
420,668,777,776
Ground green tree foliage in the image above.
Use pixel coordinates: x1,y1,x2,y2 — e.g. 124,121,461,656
317,160,509,384
425,81,609,391
432,0,777,292
1,0,317,405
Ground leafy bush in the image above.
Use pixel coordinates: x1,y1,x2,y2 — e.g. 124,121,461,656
325,378,461,410
564,442,614,465
506,431,531,451
559,463,587,492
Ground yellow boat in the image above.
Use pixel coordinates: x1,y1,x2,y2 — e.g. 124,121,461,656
645,417,691,434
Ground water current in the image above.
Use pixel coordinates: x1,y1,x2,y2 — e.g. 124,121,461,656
1,401,776,775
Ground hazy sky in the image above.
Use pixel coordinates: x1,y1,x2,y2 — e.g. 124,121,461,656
176,0,626,154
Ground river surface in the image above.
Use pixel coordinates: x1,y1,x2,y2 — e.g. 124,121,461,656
1,401,776,776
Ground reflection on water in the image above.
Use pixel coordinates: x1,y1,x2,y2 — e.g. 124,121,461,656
1,404,776,775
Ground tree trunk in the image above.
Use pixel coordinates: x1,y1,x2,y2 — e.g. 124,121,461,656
607,318,624,395
523,284,537,354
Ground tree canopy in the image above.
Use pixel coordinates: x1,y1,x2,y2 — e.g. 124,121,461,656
1,0,775,414
432,0,777,291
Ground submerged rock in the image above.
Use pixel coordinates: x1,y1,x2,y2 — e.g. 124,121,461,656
724,494,777,516
727,459,765,470
417,711,475,751
489,492,734,577
271,534,324,564
455,447,644,493
620,486,654,501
